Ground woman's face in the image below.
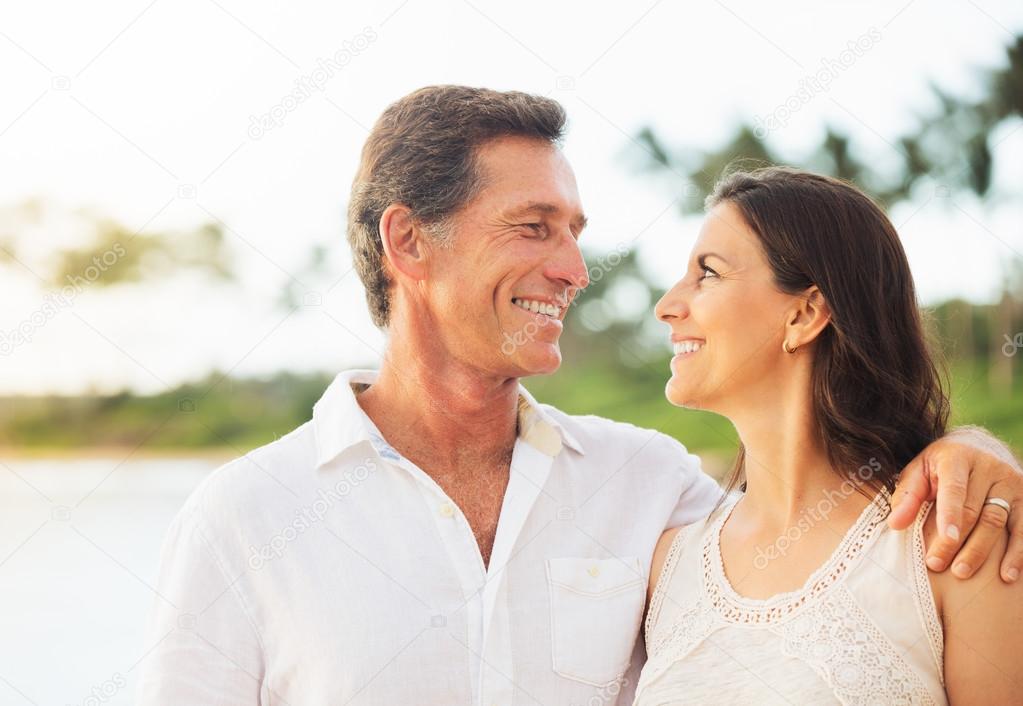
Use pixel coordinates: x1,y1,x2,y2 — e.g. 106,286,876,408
654,202,798,413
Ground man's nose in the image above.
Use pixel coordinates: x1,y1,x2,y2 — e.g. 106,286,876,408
545,236,589,293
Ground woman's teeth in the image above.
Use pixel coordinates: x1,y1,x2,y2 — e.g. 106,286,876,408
512,298,561,317
673,340,704,355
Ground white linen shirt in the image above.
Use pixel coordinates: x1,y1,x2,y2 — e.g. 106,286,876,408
136,369,722,705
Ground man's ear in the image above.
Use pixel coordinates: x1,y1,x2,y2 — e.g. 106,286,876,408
379,203,428,282
785,285,832,348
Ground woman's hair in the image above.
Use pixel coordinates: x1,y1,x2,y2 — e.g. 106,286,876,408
706,166,950,501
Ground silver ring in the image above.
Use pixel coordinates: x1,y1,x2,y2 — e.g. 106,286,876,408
984,497,1012,514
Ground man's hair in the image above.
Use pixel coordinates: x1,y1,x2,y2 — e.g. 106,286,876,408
346,85,567,328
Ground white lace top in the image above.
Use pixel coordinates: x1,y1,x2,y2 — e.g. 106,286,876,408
634,491,946,706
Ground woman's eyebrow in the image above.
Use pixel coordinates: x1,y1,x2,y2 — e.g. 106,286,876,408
697,252,730,266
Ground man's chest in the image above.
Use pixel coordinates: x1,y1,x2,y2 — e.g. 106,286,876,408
434,462,511,567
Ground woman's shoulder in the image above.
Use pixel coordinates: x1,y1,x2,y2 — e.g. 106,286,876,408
922,503,1023,702
922,500,1020,608
648,497,735,602
648,526,685,605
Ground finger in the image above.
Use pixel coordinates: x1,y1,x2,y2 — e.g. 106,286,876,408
946,500,1008,579
889,455,932,530
932,452,971,551
928,469,989,574
1000,496,1022,583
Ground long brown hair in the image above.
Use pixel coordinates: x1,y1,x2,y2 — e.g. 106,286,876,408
707,166,950,500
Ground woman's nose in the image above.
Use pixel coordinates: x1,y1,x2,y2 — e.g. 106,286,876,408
655,281,689,323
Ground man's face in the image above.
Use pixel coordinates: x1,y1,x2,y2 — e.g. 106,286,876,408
422,135,589,379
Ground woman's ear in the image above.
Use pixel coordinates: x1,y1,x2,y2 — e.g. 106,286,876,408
379,204,429,282
785,286,832,348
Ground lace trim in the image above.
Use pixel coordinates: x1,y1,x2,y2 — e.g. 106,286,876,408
909,500,945,685
703,489,890,625
636,492,943,705
633,593,719,706
641,587,939,705
644,522,698,647
780,587,936,705
645,594,720,662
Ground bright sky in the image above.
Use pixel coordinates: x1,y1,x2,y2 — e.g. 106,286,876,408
2,0,1021,394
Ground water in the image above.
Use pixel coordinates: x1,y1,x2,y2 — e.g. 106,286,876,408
0,457,217,705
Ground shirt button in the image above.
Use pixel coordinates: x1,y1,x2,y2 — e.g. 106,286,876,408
588,565,600,577
439,502,455,518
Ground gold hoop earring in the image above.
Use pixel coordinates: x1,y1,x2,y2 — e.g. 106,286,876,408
783,340,797,354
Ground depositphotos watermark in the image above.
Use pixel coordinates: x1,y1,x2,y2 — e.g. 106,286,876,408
247,26,378,139
570,675,629,706
0,241,126,356
69,672,126,706
247,459,377,569
752,27,882,139
752,457,881,570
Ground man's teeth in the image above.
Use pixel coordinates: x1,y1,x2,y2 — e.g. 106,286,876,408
673,340,704,355
512,298,561,317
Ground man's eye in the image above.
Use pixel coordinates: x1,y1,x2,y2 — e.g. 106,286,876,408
521,223,546,235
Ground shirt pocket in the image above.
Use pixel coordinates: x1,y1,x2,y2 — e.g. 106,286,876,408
545,556,646,687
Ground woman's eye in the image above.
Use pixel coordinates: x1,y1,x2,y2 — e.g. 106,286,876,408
698,266,719,280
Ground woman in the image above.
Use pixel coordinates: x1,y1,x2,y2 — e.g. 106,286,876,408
634,167,1022,705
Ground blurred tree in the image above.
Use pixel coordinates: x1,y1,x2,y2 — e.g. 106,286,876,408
0,199,235,288
633,35,1023,211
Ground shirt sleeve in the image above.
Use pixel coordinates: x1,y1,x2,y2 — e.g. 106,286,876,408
135,503,266,705
662,436,725,528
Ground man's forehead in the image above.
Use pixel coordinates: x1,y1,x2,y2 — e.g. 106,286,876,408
472,137,585,221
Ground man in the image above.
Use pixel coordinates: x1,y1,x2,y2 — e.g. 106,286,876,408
138,86,1023,705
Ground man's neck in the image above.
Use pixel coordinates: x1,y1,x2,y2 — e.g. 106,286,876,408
355,347,520,471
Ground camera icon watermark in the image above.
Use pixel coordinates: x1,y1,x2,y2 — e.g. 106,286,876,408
1002,332,1023,357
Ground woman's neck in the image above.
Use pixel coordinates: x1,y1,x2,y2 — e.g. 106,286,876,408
727,381,870,530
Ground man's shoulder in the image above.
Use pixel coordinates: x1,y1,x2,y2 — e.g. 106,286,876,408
179,420,318,525
538,403,693,460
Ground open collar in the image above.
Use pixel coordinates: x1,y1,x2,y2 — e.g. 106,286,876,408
312,369,584,468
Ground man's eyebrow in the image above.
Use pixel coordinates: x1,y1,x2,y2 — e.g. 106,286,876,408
506,201,588,230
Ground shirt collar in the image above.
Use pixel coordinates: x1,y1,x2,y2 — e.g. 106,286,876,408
312,369,584,469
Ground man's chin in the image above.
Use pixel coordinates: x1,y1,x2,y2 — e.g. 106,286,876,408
511,345,563,378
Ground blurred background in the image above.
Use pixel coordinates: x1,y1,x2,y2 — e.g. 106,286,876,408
1,0,1021,703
